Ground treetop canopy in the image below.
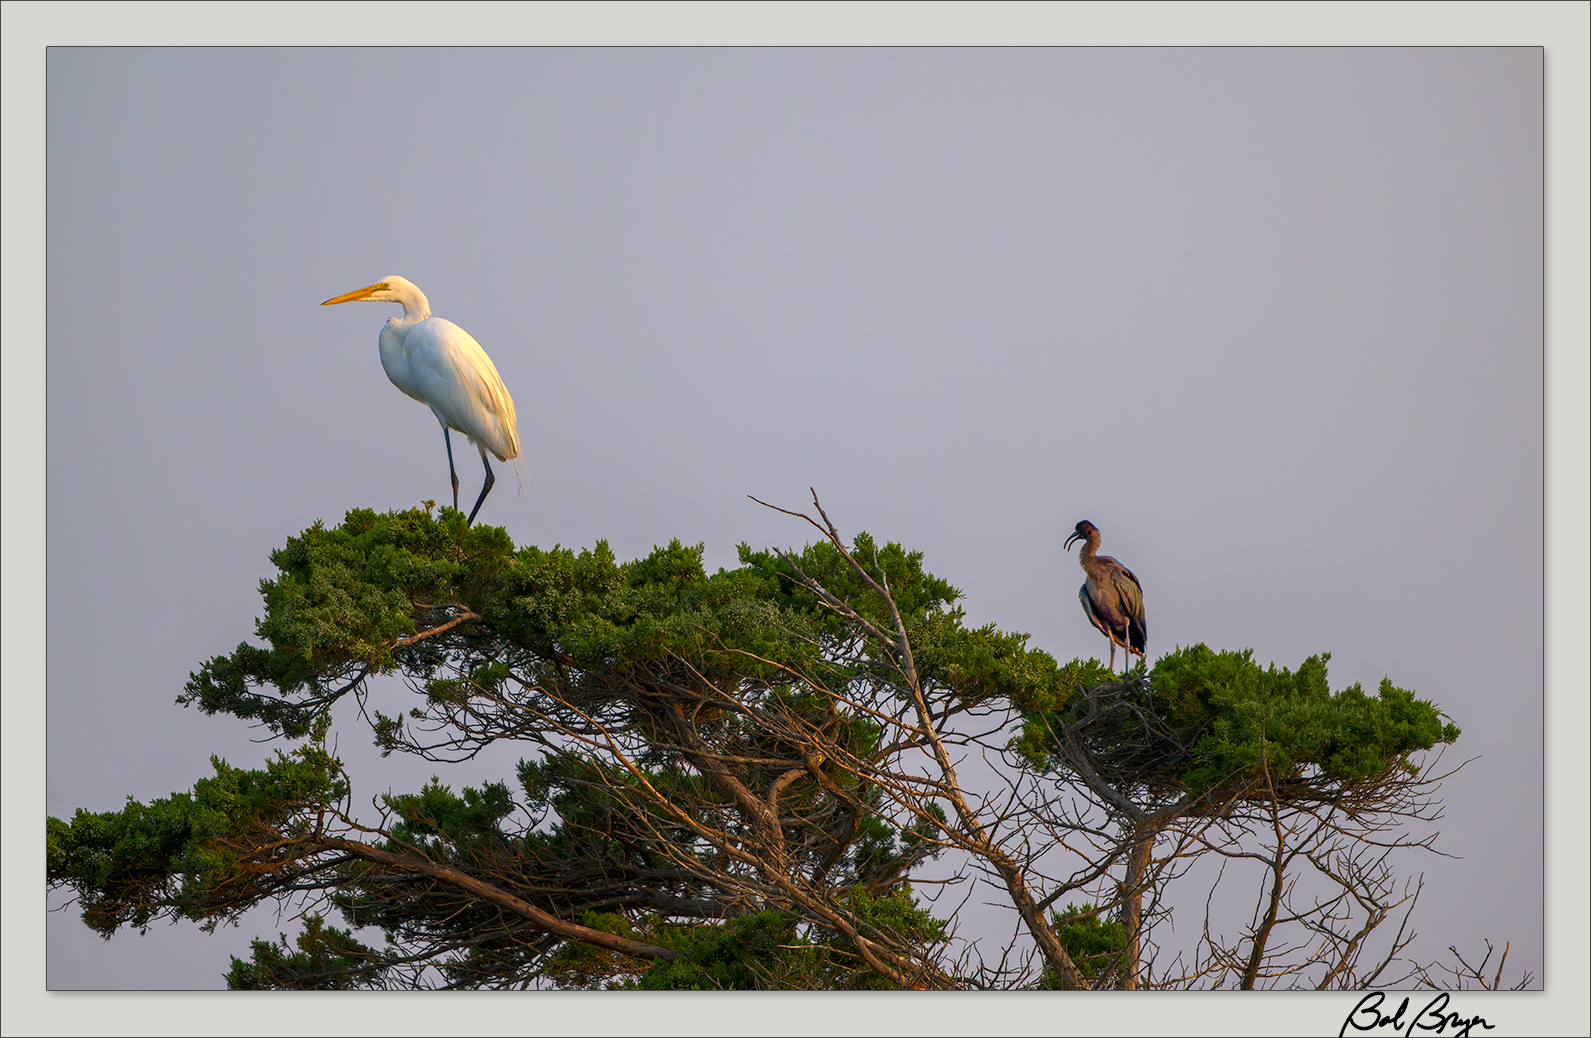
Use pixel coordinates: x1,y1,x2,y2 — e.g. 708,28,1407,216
49,504,1464,990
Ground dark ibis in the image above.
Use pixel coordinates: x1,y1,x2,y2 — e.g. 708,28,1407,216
1064,520,1146,675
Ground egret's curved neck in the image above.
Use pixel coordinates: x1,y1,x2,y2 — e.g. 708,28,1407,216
391,284,431,324
1077,535,1100,561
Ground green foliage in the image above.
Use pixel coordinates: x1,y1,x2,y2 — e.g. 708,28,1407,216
1014,643,1458,799
836,883,950,947
531,911,646,989
181,507,923,737
175,506,1033,751
1042,903,1129,986
384,778,517,853
739,534,960,638
635,911,805,990
46,740,346,936
226,914,390,990
52,507,1466,990
1151,645,1460,793
914,617,1071,708
1006,656,1123,767
811,885,951,990
179,505,511,736
634,886,948,990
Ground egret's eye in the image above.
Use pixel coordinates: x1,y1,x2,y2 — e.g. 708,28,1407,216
375,282,390,291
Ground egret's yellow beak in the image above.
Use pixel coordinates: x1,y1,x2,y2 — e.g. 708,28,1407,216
321,282,388,306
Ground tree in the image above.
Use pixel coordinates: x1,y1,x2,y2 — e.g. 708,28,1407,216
48,495,1513,989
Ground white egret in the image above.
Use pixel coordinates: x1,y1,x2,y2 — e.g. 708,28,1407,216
322,276,519,525
1064,520,1147,675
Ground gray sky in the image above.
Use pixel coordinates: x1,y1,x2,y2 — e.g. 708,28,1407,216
7,4,1588,1035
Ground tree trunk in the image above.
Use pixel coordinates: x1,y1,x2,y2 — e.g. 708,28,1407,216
1118,828,1154,989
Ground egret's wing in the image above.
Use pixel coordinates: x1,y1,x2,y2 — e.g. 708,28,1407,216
378,322,427,404
407,318,520,461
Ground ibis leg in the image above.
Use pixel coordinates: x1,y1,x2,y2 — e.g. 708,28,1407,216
465,447,496,526
443,428,461,512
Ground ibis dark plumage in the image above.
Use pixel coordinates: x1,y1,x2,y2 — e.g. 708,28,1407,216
1064,520,1146,675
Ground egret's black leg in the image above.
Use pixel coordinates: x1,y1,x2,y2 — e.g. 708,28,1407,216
465,447,496,526
443,428,461,512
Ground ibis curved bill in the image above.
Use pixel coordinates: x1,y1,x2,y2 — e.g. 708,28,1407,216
322,275,519,525
1064,520,1146,676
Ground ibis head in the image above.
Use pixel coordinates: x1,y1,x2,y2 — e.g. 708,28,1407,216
1064,520,1100,553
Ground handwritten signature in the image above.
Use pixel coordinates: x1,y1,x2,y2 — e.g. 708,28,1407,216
1339,992,1495,1038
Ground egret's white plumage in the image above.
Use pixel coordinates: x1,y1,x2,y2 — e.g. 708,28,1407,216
322,275,519,523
